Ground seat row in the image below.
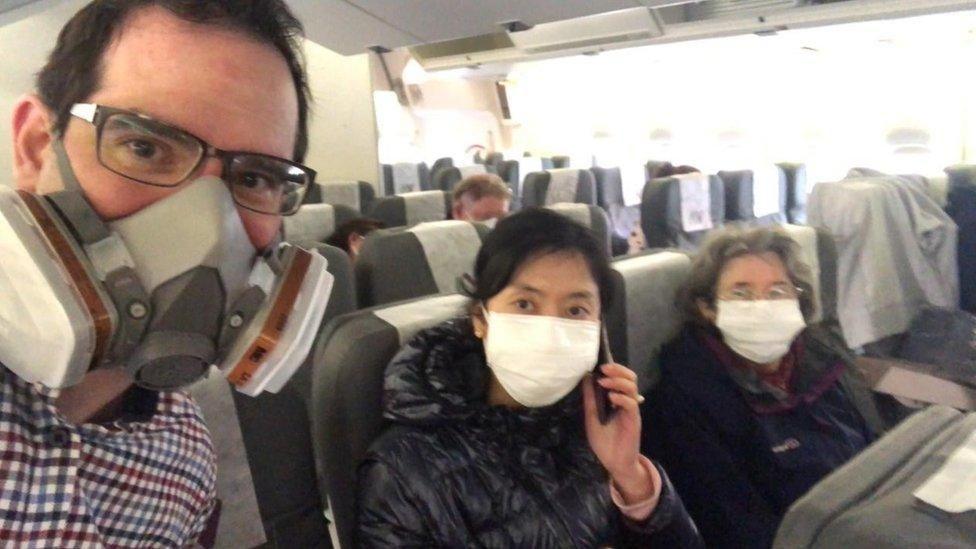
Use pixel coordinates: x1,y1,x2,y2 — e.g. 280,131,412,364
310,223,833,547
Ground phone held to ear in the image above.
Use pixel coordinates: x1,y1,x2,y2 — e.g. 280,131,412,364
594,325,617,425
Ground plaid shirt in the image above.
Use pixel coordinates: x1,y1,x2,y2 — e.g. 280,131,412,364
0,367,216,548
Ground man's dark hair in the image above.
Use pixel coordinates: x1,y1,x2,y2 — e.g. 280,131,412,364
464,207,614,311
36,0,311,162
326,217,386,253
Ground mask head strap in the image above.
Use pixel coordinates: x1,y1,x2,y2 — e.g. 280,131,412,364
51,138,84,193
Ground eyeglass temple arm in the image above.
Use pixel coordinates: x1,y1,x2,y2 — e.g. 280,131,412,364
70,103,98,123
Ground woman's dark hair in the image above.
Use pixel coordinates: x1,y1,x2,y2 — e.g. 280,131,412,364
464,208,614,311
36,0,311,162
326,217,385,253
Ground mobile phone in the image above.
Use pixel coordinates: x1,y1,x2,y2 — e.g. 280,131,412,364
593,324,616,425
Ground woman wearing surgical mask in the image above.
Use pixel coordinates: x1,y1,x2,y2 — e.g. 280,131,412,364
643,227,886,549
357,209,702,547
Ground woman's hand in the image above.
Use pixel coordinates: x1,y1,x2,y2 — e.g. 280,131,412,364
582,363,656,505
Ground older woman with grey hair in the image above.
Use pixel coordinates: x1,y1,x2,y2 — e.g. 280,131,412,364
641,226,885,549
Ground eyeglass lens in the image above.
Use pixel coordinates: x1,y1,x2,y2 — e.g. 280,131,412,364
97,111,309,214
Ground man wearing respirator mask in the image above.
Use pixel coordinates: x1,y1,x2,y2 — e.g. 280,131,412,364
1,1,330,546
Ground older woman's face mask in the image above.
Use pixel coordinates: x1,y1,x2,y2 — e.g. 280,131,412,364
703,253,806,365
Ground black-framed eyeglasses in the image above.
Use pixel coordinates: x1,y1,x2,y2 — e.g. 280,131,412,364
69,103,314,216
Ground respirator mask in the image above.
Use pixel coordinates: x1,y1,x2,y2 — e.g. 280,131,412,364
0,176,332,395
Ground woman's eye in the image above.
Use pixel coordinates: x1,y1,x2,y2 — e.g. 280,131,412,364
568,305,589,317
514,299,532,311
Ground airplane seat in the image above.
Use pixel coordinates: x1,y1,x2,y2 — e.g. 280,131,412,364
355,220,489,307
187,243,355,549
777,163,808,224
780,224,838,326
645,160,672,181
310,294,470,549
497,160,522,207
431,164,488,192
283,203,358,248
430,156,454,175
521,168,597,208
484,152,504,170
498,157,547,210
945,164,976,313
367,190,451,229
808,175,958,351
381,162,431,195
718,167,788,226
590,166,644,255
774,405,976,549
605,251,693,394
641,173,726,251
305,181,376,215
551,155,571,168
545,203,612,256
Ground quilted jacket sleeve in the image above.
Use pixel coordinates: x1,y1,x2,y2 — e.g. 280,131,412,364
616,462,705,548
357,457,433,548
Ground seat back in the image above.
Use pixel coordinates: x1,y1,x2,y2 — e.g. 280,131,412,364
945,165,976,313
605,251,692,393
645,160,672,180
382,162,430,195
590,166,644,247
430,156,454,175
367,190,450,228
283,204,358,248
311,294,470,549
774,406,976,549
546,203,612,256
497,157,547,208
551,155,571,168
306,181,376,214
780,224,838,326
718,166,788,225
641,174,726,251
522,168,597,208
431,164,488,192
776,163,808,224
356,220,488,307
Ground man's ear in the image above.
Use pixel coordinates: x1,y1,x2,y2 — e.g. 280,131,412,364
451,200,464,220
11,95,56,192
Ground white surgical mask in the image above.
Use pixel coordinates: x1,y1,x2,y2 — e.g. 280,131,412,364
715,299,806,365
482,310,600,407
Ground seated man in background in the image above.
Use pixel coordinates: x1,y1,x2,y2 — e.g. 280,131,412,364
643,226,887,549
327,217,386,262
451,173,511,224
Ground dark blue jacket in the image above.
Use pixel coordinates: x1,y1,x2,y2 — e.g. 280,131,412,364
643,325,884,549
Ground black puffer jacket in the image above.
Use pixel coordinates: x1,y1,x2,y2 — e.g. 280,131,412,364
357,319,702,548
